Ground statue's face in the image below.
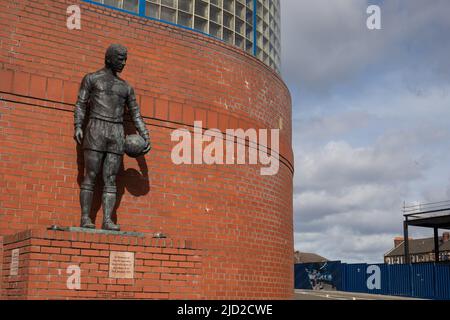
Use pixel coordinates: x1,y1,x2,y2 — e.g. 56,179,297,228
109,52,127,73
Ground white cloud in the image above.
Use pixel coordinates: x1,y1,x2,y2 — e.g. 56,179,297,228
297,139,424,192
282,0,450,93
292,88,450,262
282,0,373,92
284,1,450,263
295,110,373,142
295,230,396,263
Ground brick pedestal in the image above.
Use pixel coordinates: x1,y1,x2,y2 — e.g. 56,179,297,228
0,236,3,299
1,229,203,300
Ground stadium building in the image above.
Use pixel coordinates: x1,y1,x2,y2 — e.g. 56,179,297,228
0,0,293,299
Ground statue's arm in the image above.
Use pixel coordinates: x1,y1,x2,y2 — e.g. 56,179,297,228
127,86,150,142
74,74,92,129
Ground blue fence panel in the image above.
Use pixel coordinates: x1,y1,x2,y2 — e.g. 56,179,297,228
294,262,343,290
344,264,368,293
337,263,347,291
388,264,412,297
380,264,392,296
294,264,312,289
410,263,435,299
435,264,450,300
295,261,450,299
324,261,343,290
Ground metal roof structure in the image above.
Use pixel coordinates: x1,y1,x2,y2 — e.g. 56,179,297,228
403,200,450,263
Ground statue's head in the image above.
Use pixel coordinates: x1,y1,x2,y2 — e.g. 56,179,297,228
105,44,128,74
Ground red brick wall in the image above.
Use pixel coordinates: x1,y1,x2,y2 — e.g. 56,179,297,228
0,0,293,299
2,229,202,299
0,235,3,298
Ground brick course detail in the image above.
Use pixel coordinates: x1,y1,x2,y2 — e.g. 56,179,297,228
0,0,294,299
1,229,202,299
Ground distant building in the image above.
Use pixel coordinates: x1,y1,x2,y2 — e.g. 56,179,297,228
384,232,450,264
294,251,328,264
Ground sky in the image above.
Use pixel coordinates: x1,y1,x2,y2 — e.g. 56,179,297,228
281,0,450,263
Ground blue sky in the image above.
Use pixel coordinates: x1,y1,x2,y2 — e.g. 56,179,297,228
281,0,450,263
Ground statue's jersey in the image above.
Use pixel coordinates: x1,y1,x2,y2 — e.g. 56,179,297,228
74,68,149,155
74,69,139,124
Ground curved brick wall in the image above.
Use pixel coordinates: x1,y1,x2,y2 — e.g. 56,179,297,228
0,0,293,299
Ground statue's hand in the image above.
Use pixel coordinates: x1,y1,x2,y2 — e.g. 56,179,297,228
74,127,84,145
142,136,152,154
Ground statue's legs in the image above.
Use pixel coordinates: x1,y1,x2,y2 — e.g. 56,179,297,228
80,149,103,228
102,152,122,231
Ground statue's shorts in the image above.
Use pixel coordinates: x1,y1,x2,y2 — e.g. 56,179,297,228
83,118,125,155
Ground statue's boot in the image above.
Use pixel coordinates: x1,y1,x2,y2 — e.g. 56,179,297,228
81,215,95,229
102,187,120,231
80,184,95,229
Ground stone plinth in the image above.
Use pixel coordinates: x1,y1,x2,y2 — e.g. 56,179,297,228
1,229,202,300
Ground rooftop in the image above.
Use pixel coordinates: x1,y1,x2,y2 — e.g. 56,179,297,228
385,235,450,257
294,251,328,264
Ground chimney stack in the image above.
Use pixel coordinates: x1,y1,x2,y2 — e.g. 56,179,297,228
394,237,404,248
